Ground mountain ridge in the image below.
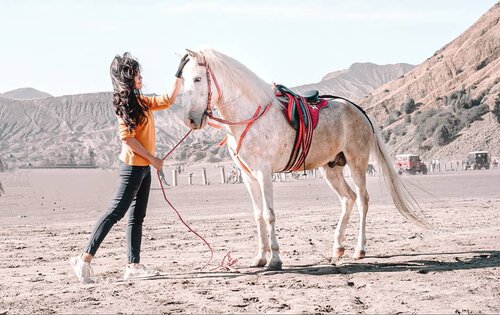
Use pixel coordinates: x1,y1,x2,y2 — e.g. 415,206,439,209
292,62,415,101
2,87,53,100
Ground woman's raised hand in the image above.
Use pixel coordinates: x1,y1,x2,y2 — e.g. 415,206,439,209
175,54,190,78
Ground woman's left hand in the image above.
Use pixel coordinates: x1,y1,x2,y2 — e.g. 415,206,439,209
175,54,190,78
150,156,164,171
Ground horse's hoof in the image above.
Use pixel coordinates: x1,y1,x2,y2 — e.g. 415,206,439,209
353,250,366,260
334,247,345,258
267,260,283,271
251,257,267,267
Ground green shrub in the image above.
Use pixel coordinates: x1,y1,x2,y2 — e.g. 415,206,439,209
381,129,392,143
445,88,485,113
493,96,500,124
383,110,401,127
476,59,488,70
392,123,405,137
401,98,419,114
433,115,460,145
435,125,451,145
457,104,489,127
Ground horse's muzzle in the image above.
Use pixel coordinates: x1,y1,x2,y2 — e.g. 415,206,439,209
186,113,207,130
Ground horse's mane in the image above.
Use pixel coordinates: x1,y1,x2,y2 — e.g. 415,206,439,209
198,48,276,106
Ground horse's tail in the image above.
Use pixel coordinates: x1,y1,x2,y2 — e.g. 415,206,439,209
371,122,432,229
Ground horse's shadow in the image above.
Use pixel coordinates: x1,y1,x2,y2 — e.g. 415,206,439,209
134,250,499,281
277,250,500,276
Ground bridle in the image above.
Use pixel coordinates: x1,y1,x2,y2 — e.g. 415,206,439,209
197,56,222,119
195,55,272,158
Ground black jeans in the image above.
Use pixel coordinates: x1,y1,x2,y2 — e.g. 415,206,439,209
84,162,151,263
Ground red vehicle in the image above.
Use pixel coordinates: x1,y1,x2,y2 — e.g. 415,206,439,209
395,154,427,175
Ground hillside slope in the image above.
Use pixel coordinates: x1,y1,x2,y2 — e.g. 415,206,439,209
361,3,500,161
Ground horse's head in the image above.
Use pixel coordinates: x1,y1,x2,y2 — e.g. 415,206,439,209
180,47,274,130
181,49,214,130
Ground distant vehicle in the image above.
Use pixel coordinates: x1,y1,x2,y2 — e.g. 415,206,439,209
463,151,490,170
395,154,427,175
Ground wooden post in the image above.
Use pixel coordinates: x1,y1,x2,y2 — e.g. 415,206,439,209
188,173,193,185
172,169,178,186
202,168,208,185
220,166,225,184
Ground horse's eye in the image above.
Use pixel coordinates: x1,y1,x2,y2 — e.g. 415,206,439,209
194,77,202,83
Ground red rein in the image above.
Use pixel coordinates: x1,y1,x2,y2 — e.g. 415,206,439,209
156,129,215,271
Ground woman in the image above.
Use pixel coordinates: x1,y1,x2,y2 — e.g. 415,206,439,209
70,52,189,284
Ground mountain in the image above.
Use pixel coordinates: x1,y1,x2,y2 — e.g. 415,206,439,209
0,93,227,169
292,62,415,101
2,88,52,100
360,2,500,161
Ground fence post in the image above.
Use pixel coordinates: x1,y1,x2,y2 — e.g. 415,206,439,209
202,168,208,185
188,173,193,185
172,169,178,186
220,166,225,184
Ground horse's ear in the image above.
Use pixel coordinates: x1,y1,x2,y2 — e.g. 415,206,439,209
186,49,198,58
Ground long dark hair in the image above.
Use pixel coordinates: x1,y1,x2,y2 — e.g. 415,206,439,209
110,52,148,132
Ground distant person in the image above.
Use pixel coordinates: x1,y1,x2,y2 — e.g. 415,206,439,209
70,52,189,284
367,163,376,176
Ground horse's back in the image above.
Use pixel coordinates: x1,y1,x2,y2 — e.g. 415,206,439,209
315,99,374,141
305,99,374,168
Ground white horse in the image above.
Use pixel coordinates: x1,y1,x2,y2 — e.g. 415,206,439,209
180,48,429,270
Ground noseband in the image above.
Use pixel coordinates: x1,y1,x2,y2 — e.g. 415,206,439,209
198,56,222,118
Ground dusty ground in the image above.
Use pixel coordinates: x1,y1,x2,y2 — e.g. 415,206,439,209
0,166,499,314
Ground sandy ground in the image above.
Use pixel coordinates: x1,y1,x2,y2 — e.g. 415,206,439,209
0,166,499,314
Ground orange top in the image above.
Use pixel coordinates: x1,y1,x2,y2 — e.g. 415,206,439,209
118,95,172,166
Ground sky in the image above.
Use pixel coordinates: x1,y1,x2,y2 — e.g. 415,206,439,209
0,0,497,97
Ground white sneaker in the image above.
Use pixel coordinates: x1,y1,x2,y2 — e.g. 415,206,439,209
69,255,94,284
123,263,159,280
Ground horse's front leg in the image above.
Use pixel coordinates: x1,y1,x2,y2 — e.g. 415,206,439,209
241,170,269,267
255,166,282,270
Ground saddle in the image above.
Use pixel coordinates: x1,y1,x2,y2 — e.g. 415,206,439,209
275,84,328,130
274,84,329,172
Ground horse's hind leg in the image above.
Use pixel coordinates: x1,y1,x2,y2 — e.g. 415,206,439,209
349,161,370,259
320,165,356,258
241,171,269,267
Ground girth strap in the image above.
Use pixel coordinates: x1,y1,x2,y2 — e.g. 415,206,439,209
275,84,315,173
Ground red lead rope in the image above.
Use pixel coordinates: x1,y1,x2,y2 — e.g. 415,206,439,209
156,129,215,271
